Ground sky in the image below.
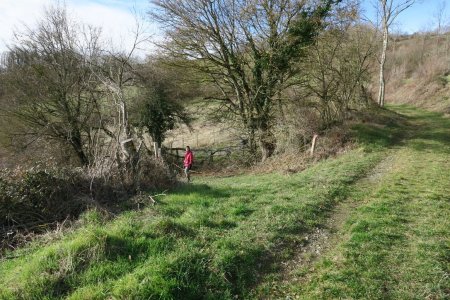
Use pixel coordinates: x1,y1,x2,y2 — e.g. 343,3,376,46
361,0,448,34
0,0,152,55
0,0,448,55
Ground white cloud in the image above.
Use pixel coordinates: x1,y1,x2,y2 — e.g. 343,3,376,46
0,0,48,51
0,0,155,56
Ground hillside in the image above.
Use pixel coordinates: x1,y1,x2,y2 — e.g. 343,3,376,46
384,33,450,113
0,105,448,299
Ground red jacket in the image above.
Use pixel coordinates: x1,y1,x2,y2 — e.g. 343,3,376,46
183,150,193,167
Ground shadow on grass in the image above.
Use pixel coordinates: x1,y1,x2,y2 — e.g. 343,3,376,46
394,105,450,155
352,123,405,149
353,105,450,154
169,183,233,199
142,104,450,298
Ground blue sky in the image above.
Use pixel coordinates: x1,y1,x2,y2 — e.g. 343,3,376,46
361,0,448,33
0,0,447,54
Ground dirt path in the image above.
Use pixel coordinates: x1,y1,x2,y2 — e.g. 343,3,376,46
259,151,398,298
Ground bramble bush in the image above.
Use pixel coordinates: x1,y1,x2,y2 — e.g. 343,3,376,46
0,158,175,252
0,168,86,249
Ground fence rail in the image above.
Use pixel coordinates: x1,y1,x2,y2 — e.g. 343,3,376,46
163,145,243,165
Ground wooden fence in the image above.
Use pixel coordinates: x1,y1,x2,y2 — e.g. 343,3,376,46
163,145,243,165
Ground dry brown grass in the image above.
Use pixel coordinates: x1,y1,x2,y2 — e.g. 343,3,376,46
383,33,450,113
164,121,237,149
252,124,355,175
163,100,239,149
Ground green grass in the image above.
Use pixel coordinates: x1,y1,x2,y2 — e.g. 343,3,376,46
439,74,450,85
0,150,383,298
0,105,448,299
276,105,450,299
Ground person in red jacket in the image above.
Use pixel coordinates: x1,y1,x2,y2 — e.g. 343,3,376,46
183,146,194,182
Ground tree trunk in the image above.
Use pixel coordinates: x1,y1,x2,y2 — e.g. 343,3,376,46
377,18,388,107
70,132,89,166
259,127,275,162
74,147,89,166
244,119,258,160
260,140,275,162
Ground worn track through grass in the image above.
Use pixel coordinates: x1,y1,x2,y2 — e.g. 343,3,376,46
256,105,450,299
254,151,400,298
300,153,396,271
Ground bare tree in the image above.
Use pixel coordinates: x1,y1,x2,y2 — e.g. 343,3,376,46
85,14,153,187
432,0,449,57
2,3,149,175
304,24,376,126
433,0,447,35
376,0,415,107
2,4,103,165
151,0,337,161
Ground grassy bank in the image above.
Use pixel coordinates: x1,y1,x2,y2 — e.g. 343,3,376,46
0,147,384,298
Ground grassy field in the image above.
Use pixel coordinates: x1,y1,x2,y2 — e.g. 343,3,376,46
0,105,449,299
255,106,450,299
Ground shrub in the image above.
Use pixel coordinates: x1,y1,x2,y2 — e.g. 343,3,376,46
0,168,87,249
0,157,176,252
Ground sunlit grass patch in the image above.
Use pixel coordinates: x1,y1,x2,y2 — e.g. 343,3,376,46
295,106,450,299
0,146,383,299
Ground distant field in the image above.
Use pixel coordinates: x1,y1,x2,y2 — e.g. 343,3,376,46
164,100,238,149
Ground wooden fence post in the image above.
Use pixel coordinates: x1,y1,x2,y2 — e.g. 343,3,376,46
153,142,158,158
310,134,318,156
